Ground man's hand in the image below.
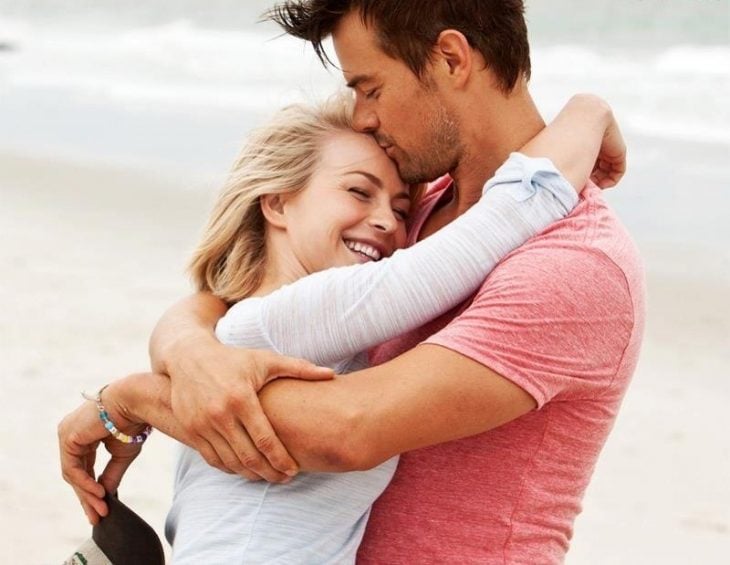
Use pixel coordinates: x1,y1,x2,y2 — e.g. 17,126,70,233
149,292,334,481
166,332,334,481
58,384,146,524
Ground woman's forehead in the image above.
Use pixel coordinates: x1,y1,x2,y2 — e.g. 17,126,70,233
319,131,389,171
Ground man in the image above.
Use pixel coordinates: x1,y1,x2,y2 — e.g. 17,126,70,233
79,2,644,562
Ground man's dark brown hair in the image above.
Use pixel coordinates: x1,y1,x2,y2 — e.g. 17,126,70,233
266,0,531,94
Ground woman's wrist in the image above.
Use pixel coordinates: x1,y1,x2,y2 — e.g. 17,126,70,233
104,377,150,434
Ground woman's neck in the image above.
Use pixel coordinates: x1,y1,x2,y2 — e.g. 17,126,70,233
250,237,308,298
250,276,291,298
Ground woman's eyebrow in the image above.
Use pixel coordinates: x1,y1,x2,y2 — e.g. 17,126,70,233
348,170,382,187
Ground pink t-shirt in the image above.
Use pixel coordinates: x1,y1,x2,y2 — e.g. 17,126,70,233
359,177,646,564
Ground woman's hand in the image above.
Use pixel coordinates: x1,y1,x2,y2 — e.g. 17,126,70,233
591,101,626,188
58,382,147,524
520,93,627,193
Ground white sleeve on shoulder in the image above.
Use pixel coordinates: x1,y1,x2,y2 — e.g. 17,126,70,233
216,152,580,366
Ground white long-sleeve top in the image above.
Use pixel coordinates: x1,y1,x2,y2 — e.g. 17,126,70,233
165,154,579,564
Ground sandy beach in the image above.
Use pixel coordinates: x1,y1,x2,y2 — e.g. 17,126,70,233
0,139,728,563
0,153,207,562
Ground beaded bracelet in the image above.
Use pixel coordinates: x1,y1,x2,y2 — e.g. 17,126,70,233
82,385,153,445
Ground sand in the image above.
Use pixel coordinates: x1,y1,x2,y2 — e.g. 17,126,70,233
0,154,208,562
0,152,728,563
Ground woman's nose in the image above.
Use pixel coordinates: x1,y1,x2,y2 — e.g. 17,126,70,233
369,205,398,234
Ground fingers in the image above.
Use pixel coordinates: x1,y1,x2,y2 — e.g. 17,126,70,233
167,349,324,483
60,447,107,523
235,392,298,477
209,409,292,482
199,376,297,480
192,432,261,481
74,485,108,525
220,430,287,483
61,451,108,525
263,351,334,383
200,426,246,474
591,157,625,188
59,404,136,525
98,451,139,497
64,460,105,497
59,437,105,499
245,420,297,479
187,410,291,481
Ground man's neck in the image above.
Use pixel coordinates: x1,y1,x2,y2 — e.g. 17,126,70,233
450,87,545,214
418,86,544,241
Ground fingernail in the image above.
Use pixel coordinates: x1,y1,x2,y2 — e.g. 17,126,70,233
285,468,297,477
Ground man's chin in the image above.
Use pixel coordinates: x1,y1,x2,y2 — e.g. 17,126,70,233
392,152,448,185
398,164,442,185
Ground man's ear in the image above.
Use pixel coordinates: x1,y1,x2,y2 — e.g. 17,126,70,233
260,193,289,229
432,30,473,88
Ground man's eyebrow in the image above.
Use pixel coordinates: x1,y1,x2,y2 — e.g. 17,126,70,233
348,170,410,200
345,74,370,89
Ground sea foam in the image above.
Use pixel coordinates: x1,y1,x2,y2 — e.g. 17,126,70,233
1,17,727,144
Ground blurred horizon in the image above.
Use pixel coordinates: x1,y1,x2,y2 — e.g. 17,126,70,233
0,0,727,46
0,0,728,270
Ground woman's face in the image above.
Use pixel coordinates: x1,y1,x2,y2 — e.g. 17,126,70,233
281,130,410,275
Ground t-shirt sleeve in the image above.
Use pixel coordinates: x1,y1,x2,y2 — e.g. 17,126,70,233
424,244,636,408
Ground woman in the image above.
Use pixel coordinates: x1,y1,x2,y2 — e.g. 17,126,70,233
60,94,623,563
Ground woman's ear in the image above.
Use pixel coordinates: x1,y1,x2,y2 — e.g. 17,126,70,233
260,193,289,229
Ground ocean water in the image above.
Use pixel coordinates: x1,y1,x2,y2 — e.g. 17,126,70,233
0,1,727,159
0,1,728,269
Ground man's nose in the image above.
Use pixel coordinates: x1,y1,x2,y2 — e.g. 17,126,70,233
353,100,379,133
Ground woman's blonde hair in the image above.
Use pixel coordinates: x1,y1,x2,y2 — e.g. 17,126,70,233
188,95,356,303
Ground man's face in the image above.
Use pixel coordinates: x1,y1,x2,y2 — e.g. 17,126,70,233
332,11,463,184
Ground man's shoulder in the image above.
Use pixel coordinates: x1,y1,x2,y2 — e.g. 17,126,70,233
500,188,641,282
469,188,644,321
425,191,644,406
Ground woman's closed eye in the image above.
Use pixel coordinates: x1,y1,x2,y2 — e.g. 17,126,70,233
348,187,371,199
